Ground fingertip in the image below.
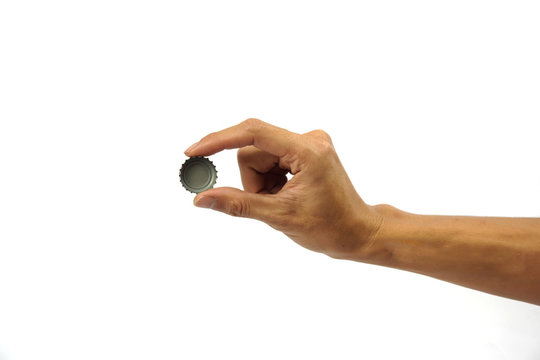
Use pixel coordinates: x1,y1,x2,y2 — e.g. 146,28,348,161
184,141,200,156
193,189,213,202
193,195,216,209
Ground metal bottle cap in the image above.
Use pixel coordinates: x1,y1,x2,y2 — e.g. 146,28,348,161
179,156,217,193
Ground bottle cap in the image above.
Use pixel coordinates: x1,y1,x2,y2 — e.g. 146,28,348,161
179,156,217,193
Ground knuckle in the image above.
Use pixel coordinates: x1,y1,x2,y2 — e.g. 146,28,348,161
242,118,264,131
313,129,332,142
237,147,249,161
320,140,334,154
300,130,335,160
308,138,335,158
226,199,250,217
237,146,259,164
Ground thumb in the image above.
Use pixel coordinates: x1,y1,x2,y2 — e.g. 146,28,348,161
193,187,278,222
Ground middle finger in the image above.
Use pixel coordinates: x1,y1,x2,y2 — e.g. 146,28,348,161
237,146,282,193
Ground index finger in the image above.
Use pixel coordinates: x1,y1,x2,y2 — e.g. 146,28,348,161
184,118,300,158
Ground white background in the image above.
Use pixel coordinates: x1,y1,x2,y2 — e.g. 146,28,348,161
1,1,539,359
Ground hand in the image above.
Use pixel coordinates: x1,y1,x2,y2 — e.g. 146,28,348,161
184,118,382,259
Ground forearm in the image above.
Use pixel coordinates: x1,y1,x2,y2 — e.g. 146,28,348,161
352,205,540,305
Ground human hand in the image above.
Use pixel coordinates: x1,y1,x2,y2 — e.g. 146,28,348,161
184,119,382,259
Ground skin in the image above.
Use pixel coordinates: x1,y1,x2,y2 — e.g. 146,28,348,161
185,118,540,306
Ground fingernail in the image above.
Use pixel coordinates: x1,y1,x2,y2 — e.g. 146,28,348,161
194,196,215,209
184,141,200,155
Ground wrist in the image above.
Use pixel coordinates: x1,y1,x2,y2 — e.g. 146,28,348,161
345,204,404,263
